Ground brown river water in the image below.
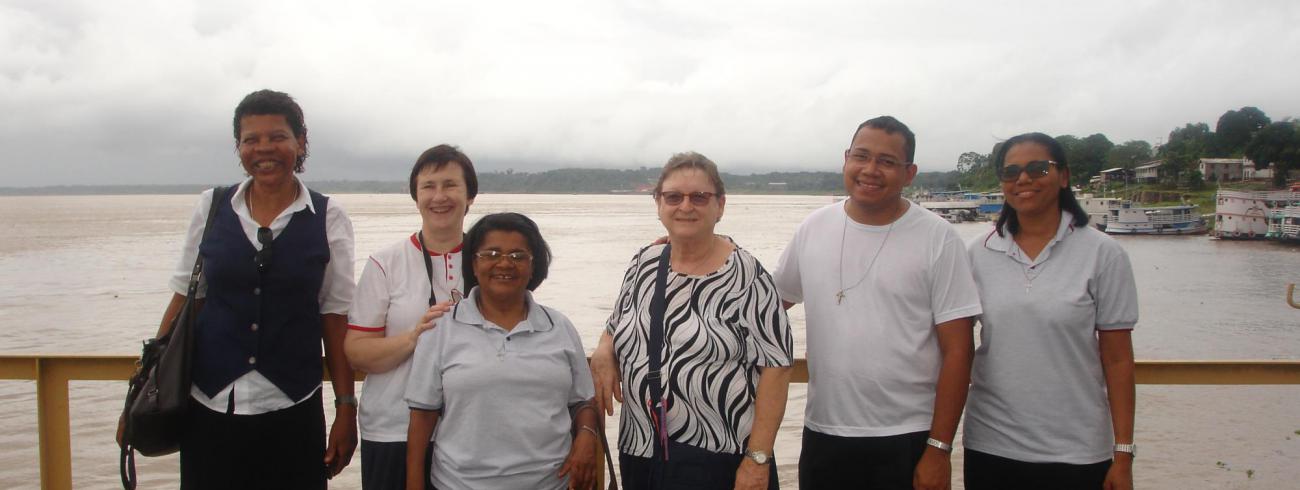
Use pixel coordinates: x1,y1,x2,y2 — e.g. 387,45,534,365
0,193,1297,489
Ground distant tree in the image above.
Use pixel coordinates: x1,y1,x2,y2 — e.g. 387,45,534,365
1244,121,1300,188
1107,140,1154,170
1160,123,1213,184
1188,170,1205,190
955,151,988,173
1213,107,1271,156
1056,134,1113,186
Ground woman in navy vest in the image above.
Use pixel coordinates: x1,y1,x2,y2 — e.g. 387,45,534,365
151,89,358,488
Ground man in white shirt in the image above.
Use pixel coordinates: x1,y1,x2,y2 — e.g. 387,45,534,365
772,116,981,490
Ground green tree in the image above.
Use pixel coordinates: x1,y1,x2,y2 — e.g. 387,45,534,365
956,146,999,191
1244,121,1300,188
1057,134,1113,186
1107,140,1154,169
955,151,988,173
1213,107,1271,156
1159,123,1212,185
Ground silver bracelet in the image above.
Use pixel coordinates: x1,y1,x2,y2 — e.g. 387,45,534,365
577,426,600,439
926,437,953,453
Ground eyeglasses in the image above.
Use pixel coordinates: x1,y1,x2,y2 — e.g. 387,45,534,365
846,151,906,169
656,191,716,206
255,227,273,273
999,160,1058,182
474,250,533,264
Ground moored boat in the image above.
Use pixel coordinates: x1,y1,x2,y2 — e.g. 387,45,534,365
1079,196,1127,231
1266,206,1300,242
1214,190,1300,239
1104,204,1207,235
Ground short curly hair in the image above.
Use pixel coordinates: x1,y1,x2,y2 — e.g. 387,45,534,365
233,89,309,172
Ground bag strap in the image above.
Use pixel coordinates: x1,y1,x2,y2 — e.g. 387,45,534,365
646,244,671,461
597,414,619,490
416,231,439,306
120,185,230,490
184,185,231,299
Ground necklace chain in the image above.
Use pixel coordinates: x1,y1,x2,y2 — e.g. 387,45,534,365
836,213,895,305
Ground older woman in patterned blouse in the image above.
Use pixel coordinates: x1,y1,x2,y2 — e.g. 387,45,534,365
591,152,794,490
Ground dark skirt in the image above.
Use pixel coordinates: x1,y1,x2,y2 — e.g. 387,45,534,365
179,390,326,490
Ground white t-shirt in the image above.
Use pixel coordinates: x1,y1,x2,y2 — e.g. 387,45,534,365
964,211,1138,464
773,200,982,437
348,233,464,442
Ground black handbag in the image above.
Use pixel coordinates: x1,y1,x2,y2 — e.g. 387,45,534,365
119,186,229,489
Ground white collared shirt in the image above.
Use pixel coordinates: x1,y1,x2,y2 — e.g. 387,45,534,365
169,177,355,414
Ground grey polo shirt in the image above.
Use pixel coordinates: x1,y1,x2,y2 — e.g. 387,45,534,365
964,211,1138,464
405,289,595,490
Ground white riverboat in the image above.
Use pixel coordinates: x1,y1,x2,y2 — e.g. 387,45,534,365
1104,204,1207,235
1266,205,1300,242
1215,190,1300,239
1079,196,1127,231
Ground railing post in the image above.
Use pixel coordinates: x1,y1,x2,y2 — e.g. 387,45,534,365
35,358,73,490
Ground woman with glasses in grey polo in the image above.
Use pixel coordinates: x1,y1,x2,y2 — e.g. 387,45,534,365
964,132,1138,490
404,213,599,490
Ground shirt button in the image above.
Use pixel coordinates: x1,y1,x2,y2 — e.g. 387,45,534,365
251,323,259,332
248,356,256,364
253,287,261,295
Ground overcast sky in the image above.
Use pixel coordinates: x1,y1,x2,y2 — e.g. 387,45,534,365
3,0,1298,186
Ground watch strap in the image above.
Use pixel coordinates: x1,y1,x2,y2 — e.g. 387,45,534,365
926,437,953,453
1113,443,1136,457
745,449,771,465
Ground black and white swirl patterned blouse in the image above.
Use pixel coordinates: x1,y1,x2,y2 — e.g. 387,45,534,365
605,240,794,457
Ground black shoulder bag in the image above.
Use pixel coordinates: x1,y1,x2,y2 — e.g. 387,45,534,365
119,185,229,489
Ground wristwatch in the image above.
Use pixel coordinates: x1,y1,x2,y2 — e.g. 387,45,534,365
1113,443,1137,457
334,394,358,408
745,449,771,465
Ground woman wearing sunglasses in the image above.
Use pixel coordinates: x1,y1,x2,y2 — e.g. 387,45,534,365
118,89,358,488
345,145,477,490
404,212,599,490
964,133,1137,490
591,152,794,489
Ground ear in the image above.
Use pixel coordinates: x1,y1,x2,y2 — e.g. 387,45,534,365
1059,167,1071,188
903,162,919,186
716,195,726,222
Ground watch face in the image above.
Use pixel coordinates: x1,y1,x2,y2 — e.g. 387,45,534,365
748,451,769,464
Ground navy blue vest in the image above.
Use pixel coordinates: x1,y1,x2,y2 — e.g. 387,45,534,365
193,189,331,402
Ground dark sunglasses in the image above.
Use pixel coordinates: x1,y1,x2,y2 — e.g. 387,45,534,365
999,160,1058,182
656,191,716,206
255,227,273,273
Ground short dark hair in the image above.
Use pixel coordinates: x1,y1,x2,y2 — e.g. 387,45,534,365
463,212,551,292
653,151,726,196
233,89,309,172
992,132,1090,237
408,144,479,204
850,116,916,164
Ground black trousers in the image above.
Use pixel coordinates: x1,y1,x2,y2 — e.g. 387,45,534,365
360,439,433,490
179,390,327,490
620,443,779,490
797,427,928,490
964,448,1111,490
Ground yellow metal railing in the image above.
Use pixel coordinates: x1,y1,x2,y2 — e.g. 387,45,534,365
4,355,1300,489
